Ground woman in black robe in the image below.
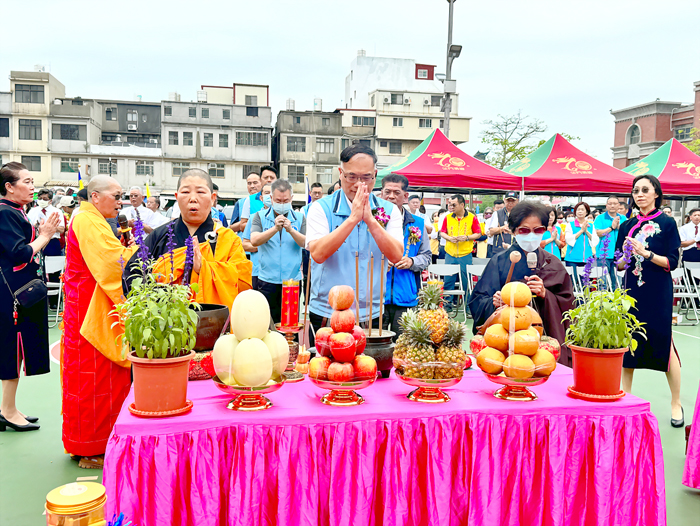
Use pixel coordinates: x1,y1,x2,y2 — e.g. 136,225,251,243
469,202,575,366
0,162,60,432
615,174,683,427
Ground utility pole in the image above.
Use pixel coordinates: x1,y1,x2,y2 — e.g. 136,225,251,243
443,0,461,139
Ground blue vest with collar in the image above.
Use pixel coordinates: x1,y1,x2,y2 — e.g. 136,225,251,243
385,212,424,307
257,207,304,284
565,222,595,263
309,191,394,320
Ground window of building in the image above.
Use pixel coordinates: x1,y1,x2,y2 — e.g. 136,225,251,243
419,118,432,128
627,124,641,145
317,167,333,184
287,136,306,152
219,134,229,147
223,109,230,120
189,107,196,118
431,95,442,107
168,131,178,145
370,95,375,107
288,165,305,183
203,133,214,147
341,138,350,150
242,164,263,179
316,138,334,153
72,99,83,106
98,160,111,174
391,93,403,105
136,161,154,176
127,110,138,122
202,108,209,119
236,131,268,147
172,162,190,176
246,107,258,117
322,117,330,126
209,163,225,178
183,132,193,146
389,142,402,154
417,69,428,79
393,117,403,127
380,141,388,148
352,116,375,126
105,108,117,120
142,114,147,123
245,95,258,106
0,118,9,137
164,106,172,117
439,119,444,128
359,139,371,147
52,124,86,141
19,119,41,140
293,116,301,124
15,84,44,104
60,157,79,173
21,156,41,171
674,126,693,141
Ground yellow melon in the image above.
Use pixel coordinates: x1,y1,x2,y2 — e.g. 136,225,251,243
231,338,274,387
231,290,271,340
212,334,240,385
262,331,290,376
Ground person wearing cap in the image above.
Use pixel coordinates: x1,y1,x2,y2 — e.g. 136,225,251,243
488,192,518,255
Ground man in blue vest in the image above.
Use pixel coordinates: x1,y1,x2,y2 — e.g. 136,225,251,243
380,174,431,339
250,179,305,324
301,182,325,301
593,195,625,289
241,183,272,291
306,144,403,337
230,172,262,234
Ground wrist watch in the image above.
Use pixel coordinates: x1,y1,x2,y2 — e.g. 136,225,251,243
645,251,654,260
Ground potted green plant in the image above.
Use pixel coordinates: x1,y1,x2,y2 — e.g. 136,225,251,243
563,256,645,399
112,221,200,416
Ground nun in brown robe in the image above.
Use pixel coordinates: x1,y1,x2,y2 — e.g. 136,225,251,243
469,202,575,366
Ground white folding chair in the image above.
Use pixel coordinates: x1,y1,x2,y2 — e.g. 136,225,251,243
466,264,486,295
44,256,66,328
565,266,583,302
471,258,490,266
681,266,700,324
428,264,465,318
588,266,613,292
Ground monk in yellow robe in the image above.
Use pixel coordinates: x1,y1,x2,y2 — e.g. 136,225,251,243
128,169,252,308
62,175,138,468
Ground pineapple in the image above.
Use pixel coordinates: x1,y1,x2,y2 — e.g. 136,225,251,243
399,309,436,379
435,320,468,379
417,282,449,345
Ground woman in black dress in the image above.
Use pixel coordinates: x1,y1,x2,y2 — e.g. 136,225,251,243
615,174,683,427
0,162,61,432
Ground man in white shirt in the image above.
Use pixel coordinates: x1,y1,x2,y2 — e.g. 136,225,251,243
679,208,700,263
306,144,403,334
146,196,171,228
406,194,433,234
28,188,65,256
484,199,504,257
121,186,159,233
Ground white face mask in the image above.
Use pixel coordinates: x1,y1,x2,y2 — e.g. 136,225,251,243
566,217,574,223
515,233,543,253
38,199,51,209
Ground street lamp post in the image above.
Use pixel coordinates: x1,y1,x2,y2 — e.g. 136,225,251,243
443,0,461,139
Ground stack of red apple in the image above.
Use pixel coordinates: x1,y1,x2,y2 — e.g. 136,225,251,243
309,285,377,383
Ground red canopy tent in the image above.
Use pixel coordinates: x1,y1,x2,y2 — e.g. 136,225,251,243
375,128,521,192
624,138,700,197
506,134,634,195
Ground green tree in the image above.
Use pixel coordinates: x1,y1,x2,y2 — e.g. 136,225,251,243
685,128,700,155
480,112,580,169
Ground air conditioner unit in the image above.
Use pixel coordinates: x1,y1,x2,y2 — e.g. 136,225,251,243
403,98,410,104
127,124,137,131
207,163,217,169
149,138,158,144
115,135,122,142
383,97,389,103
423,99,430,105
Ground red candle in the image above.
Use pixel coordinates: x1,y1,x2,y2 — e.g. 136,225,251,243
281,280,300,328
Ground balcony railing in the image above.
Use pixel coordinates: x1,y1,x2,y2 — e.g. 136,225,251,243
100,140,161,148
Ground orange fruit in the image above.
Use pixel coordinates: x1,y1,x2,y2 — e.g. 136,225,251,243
476,347,505,375
511,328,540,356
532,349,556,377
500,306,532,332
484,324,509,352
503,355,535,379
501,282,532,307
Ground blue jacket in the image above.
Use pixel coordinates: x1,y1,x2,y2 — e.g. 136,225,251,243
385,212,431,307
257,207,304,284
309,191,394,320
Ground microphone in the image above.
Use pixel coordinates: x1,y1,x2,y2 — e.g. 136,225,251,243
117,214,132,244
527,252,537,270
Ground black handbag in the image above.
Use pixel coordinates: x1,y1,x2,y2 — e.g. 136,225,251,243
0,267,47,322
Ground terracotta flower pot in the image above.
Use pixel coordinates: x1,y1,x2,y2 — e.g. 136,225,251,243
128,350,195,415
570,344,627,399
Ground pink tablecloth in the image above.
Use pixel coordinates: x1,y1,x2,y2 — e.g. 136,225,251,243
104,367,665,526
683,380,700,488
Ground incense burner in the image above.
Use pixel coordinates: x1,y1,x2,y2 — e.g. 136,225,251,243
363,329,395,378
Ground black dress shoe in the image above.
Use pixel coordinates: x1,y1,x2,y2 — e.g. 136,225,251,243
0,415,40,432
0,411,38,423
671,408,684,428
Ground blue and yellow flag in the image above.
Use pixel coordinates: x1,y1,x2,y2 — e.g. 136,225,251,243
78,166,84,190
146,182,151,198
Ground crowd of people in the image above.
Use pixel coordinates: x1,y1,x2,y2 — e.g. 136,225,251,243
0,146,696,469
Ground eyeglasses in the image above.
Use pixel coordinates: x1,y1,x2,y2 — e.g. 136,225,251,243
632,187,652,195
484,213,493,217
341,170,375,183
515,226,547,235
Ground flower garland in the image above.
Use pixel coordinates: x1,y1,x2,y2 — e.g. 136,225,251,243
614,214,662,287
372,207,390,228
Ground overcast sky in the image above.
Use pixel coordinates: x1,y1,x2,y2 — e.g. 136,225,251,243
2,0,699,162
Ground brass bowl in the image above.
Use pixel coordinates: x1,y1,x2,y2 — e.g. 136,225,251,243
308,376,376,406
212,375,285,411
483,372,549,401
394,372,462,403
